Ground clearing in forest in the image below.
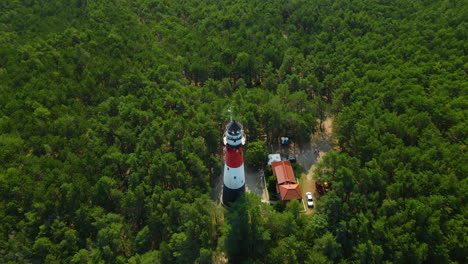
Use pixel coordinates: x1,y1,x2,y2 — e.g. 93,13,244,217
283,117,334,214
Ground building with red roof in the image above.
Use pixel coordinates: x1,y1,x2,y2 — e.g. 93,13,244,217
272,160,302,201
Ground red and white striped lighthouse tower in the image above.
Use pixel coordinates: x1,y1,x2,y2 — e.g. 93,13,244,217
222,120,246,205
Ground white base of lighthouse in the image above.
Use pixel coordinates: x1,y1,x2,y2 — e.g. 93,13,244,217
222,164,245,205
223,164,245,189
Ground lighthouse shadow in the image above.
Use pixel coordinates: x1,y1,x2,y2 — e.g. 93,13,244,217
223,193,269,261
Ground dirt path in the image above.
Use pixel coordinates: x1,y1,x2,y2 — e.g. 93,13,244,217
244,166,269,202
299,117,334,214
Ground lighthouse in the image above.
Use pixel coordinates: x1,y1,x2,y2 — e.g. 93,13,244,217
222,120,246,205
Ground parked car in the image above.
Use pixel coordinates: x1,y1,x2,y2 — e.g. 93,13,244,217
316,182,325,195
306,192,314,208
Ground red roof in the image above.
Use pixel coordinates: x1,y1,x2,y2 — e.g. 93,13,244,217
277,184,302,200
272,161,302,200
272,161,296,184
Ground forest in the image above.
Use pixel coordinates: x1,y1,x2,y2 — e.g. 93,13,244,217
0,0,466,263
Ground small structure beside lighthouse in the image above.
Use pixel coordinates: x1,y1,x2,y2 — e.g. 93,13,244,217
222,120,246,205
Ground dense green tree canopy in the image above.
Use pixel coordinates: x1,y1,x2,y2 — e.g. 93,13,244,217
0,0,466,263
244,140,269,167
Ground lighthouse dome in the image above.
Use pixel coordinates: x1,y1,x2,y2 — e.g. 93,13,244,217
226,120,243,134
224,120,245,147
